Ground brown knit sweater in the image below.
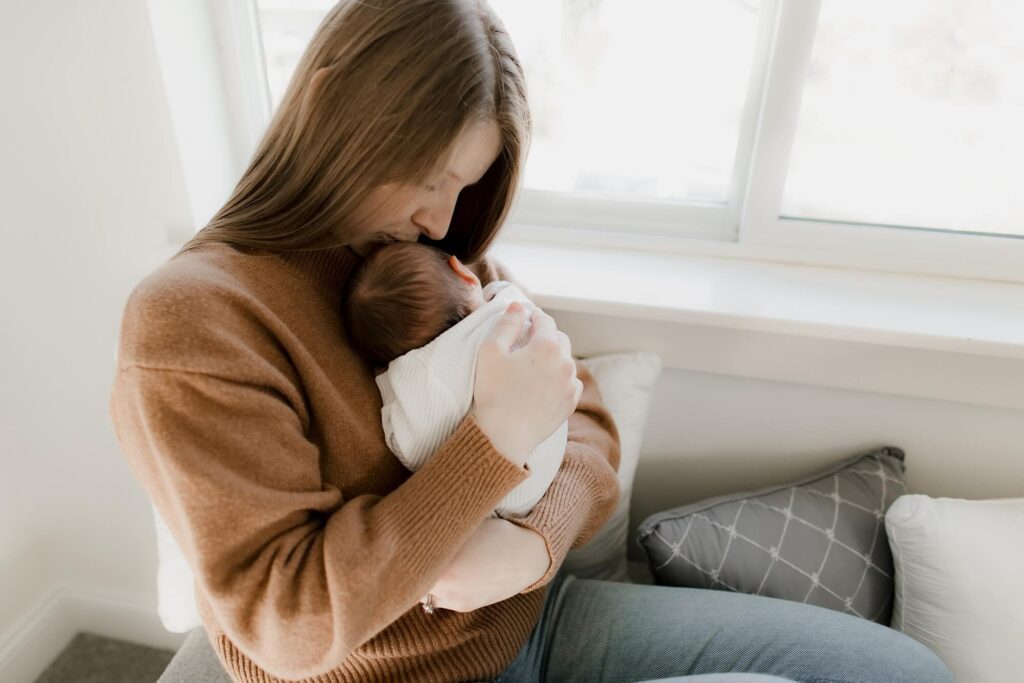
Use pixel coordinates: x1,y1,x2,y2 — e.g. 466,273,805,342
109,243,621,683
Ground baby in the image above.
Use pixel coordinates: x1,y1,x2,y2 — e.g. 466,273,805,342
343,241,568,520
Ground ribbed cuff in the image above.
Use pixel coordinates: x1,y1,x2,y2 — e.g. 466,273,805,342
382,415,531,580
505,455,619,593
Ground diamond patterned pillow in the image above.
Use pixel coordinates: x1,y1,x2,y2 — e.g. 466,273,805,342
635,446,906,624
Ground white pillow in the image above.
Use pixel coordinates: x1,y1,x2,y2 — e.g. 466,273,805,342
153,503,201,632
152,351,663,632
561,352,662,582
885,494,1024,683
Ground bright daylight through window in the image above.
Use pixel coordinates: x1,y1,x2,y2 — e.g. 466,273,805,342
254,0,1023,246
256,0,760,208
782,0,1024,238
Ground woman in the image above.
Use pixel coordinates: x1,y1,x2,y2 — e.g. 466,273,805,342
110,1,954,681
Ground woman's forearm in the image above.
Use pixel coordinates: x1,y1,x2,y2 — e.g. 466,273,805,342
424,518,549,612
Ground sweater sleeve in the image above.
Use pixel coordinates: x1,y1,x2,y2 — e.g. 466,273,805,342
467,255,622,592
112,366,528,679
109,287,530,680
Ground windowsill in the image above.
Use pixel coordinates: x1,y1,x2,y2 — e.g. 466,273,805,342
490,235,1024,411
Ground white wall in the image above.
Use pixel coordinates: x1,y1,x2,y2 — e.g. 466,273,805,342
0,0,192,677
1,1,1021,681
628,367,1024,559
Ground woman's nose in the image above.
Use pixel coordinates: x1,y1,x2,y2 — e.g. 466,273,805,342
416,218,447,241
413,200,456,241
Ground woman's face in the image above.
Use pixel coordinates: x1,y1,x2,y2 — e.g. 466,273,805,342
349,120,503,256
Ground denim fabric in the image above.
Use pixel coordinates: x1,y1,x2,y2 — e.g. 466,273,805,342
492,568,953,683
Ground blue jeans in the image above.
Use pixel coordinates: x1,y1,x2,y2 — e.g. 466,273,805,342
492,568,953,683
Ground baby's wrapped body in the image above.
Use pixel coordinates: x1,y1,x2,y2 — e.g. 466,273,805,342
376,281,568,518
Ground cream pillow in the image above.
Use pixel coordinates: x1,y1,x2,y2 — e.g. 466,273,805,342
885,494,1024,682
561,352,662,582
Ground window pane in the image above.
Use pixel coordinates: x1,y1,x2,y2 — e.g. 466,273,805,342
256,0,762,206
489,0,760,204
781,0,1024,237
256,0,337,107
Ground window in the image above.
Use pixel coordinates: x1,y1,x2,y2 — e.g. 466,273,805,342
255,0,769,238
482,1,761,206
782,0,1024,238
257,1,335,108
224,0,1024,280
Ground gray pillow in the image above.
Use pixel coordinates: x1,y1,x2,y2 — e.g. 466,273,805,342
635,446,906,624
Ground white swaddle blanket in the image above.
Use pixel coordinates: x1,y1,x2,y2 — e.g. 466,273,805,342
376,281,568,519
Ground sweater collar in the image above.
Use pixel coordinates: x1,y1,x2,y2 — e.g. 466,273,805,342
275,245,362,303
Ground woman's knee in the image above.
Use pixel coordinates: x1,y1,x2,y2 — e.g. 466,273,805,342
690,592,954,683
859,629,953,683
778,607,953,683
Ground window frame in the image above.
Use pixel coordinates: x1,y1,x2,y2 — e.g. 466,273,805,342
195,0,1024,283
739,0,1024,282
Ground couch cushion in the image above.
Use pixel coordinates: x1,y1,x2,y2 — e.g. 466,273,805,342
562,352,662,582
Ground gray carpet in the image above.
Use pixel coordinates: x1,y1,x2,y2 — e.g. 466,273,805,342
34,632,174,683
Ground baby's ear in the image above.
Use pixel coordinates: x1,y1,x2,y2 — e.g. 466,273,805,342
448,255,480,286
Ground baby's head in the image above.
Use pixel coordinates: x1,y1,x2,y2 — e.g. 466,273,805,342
344,242,487,366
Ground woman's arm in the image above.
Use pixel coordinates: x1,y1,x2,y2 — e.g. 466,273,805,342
459,256,623,594
424,359,620,611
504,359,621,591
420,516,550,611
110,277,530,679
113,367,527,675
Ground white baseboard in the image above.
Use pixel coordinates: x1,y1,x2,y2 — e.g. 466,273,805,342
0,587,77,683
0,582,185,683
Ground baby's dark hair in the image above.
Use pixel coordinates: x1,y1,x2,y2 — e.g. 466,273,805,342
343,242,475,366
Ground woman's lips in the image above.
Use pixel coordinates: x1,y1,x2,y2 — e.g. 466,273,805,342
378,232,417,243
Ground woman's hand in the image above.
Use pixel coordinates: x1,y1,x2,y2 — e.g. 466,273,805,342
471,302,581,467
420,518,549,612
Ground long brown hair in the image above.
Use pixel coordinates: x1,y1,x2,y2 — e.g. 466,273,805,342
178,0,529,263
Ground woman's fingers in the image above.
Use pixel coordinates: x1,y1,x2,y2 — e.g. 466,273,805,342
485,303,528,353
525,306,573,369
556,330,572,359
522,306,575,389
473,300,581,466
526,306,557,343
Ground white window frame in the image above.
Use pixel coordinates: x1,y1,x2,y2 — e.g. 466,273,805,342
160,0,1024,284
508,0,782,243
738,0,1024,283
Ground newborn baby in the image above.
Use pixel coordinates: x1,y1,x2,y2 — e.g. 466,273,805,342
343,241,568,520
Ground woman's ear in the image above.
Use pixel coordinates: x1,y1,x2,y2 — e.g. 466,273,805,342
300,65,334,119
448,255,481,287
